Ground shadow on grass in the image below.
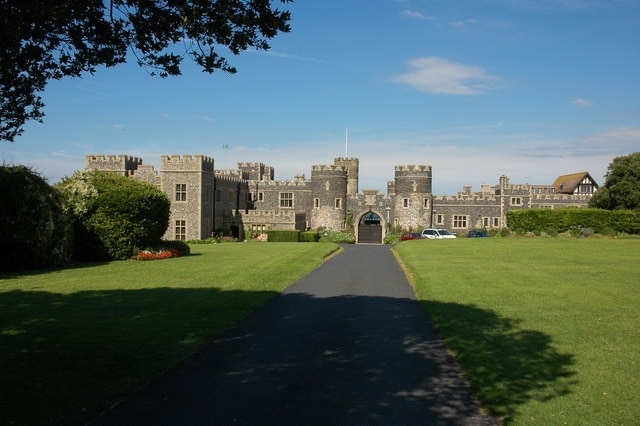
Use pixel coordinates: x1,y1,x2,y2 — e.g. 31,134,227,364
0,287,279,425
1,288,576,425
421,300,578,422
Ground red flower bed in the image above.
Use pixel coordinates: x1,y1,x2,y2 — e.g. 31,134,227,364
136,248,181,261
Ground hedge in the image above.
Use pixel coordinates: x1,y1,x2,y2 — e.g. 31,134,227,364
506,208,640,235
266,230,301,242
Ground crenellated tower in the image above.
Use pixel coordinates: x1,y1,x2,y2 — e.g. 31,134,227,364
332,157,359,196
393,165,433,229
310,164,348,230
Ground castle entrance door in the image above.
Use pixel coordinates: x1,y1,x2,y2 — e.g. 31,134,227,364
358,211,382,244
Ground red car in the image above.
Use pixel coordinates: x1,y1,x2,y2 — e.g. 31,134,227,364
401,232,424,241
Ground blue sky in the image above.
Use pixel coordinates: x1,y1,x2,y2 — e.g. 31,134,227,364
2,0,639,194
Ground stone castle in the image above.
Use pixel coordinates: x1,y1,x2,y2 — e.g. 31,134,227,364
86,154,599,243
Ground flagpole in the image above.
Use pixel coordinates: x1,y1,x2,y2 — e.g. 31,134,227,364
345,128,348,158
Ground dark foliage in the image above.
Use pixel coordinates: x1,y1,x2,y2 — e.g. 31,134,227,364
589,152,640,210
1,0,292,141
0,164,73,270
506,208,640,235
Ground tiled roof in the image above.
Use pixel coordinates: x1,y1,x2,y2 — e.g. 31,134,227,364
552,172,595,194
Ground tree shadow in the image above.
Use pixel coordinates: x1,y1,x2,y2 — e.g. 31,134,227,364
420,300,578,422
1,288,576,425
0,287,280,425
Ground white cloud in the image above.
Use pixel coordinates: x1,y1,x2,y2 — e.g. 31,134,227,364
196,115,216,123
401,10,435,20
450,19,477,28
570,97,593,107
392,57,503,95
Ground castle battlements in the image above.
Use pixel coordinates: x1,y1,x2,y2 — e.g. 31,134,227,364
257,180,309,188
214,173,245,184
311,164,347,172
161,154,214,172
395,165,431,172
85,154,142,176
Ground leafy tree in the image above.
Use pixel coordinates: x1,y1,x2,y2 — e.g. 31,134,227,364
590,152,640,210
57,170,171,260
1,0,292,141
0,164,74,271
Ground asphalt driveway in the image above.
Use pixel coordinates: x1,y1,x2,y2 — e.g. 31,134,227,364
94,244,499,425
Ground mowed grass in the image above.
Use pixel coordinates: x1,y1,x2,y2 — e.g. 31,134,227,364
394,237,640,425
0,242,340,425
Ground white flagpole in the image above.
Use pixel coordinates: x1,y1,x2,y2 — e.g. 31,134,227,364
345,128,348,158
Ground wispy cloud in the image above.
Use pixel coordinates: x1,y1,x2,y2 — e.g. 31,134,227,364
450,18,477,29
570,97,593,107
259,50,324,63
401,10,435,20
392,57,504,95
196,115,216,123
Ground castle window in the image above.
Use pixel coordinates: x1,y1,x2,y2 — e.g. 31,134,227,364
175,220,186,240
403,198,410,208
257,192,264,202
216,189,222,202
493,217,499,227
453,215,468,229
546,188,555,194
175,184,187,201
335,198,342,209
314,198,320,209
280,192,293,208
436,214,444,225
423,198,430,208
533,187,542,194
482,217,490,227
510,197,522,206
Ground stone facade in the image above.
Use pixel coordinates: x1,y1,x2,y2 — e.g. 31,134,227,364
86,154,598,243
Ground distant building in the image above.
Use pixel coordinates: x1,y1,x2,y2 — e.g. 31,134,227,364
86,154,598,243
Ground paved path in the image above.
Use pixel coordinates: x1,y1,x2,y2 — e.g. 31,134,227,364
95,245,498,425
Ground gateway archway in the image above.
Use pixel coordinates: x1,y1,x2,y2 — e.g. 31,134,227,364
357,211,383,244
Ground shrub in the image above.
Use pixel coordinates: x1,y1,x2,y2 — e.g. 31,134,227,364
300,231,320,242
57,170,170,260
0,165,74,270
266,230,300,242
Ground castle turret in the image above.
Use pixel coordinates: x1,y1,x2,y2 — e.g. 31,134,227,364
393,165,433,229
333,157,359,196
310,164,348,230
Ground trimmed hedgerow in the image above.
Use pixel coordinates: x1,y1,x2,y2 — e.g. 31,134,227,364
266,230,300,242
300,231,320,242
57,170,170,260
0,164,74,271
506,208,640,235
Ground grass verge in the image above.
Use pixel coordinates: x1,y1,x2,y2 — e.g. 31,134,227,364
394,238,639,425
0,242,339,425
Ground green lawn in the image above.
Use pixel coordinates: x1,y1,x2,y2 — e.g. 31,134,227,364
394,237,640,425
0,242,340,425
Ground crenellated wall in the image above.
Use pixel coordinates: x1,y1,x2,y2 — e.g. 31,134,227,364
86,153,596,241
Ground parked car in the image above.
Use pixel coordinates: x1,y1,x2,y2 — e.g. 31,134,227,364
421,228,457,239
401,232,424,241
467,229,489,238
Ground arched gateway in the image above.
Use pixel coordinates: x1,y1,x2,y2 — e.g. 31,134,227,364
357,211,383,244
